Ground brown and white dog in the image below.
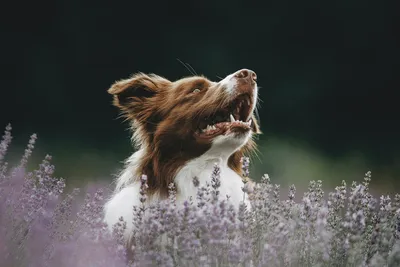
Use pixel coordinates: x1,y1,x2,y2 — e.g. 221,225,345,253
104,69,261,240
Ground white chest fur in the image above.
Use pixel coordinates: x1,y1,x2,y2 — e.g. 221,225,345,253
103,151,249,240
174,156,249,208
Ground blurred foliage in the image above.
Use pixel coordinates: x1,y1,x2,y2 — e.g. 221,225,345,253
3,134,398,197
1,0,398,187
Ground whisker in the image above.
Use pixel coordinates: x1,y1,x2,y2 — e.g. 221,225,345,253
256,94,263,109
176,58,195,76
254,108,261,128
185,63,198,76
250,144,261,163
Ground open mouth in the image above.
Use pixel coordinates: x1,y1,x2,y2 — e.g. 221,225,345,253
195,94,254,139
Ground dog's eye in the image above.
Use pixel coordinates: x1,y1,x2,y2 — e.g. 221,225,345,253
192,88,201,93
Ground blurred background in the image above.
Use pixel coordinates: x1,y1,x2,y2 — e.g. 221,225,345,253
1,0,399,196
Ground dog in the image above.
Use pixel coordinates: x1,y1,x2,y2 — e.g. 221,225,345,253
104,69,261,241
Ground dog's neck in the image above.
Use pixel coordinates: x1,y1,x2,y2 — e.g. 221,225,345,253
115,139,247,195
174,153,247,206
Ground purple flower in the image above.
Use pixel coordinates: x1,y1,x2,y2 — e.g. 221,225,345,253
0,124,399,266
0,124,12,165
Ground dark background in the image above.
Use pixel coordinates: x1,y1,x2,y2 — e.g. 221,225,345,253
1,1,399,192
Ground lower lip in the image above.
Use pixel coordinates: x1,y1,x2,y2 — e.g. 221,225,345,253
197,121,251,137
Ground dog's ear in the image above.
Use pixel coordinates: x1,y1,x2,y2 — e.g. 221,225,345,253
108,73,170,115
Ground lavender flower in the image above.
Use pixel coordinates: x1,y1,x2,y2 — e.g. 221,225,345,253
20,133,37,168
0,123,12,164
211,163,221,202
0,124,399,267
139,174,148,204
241,156,250,178
192,176,200,187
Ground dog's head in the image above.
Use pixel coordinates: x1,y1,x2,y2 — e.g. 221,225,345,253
108,69,261,194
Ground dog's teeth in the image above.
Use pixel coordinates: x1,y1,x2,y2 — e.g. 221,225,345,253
248,119,252,126
247,99,250,106
230,114,235,122
206,125,211,131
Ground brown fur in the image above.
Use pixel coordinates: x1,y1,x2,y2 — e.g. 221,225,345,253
108,73,261,197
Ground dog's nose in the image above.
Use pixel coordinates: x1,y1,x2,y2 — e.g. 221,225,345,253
234,69,257,83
